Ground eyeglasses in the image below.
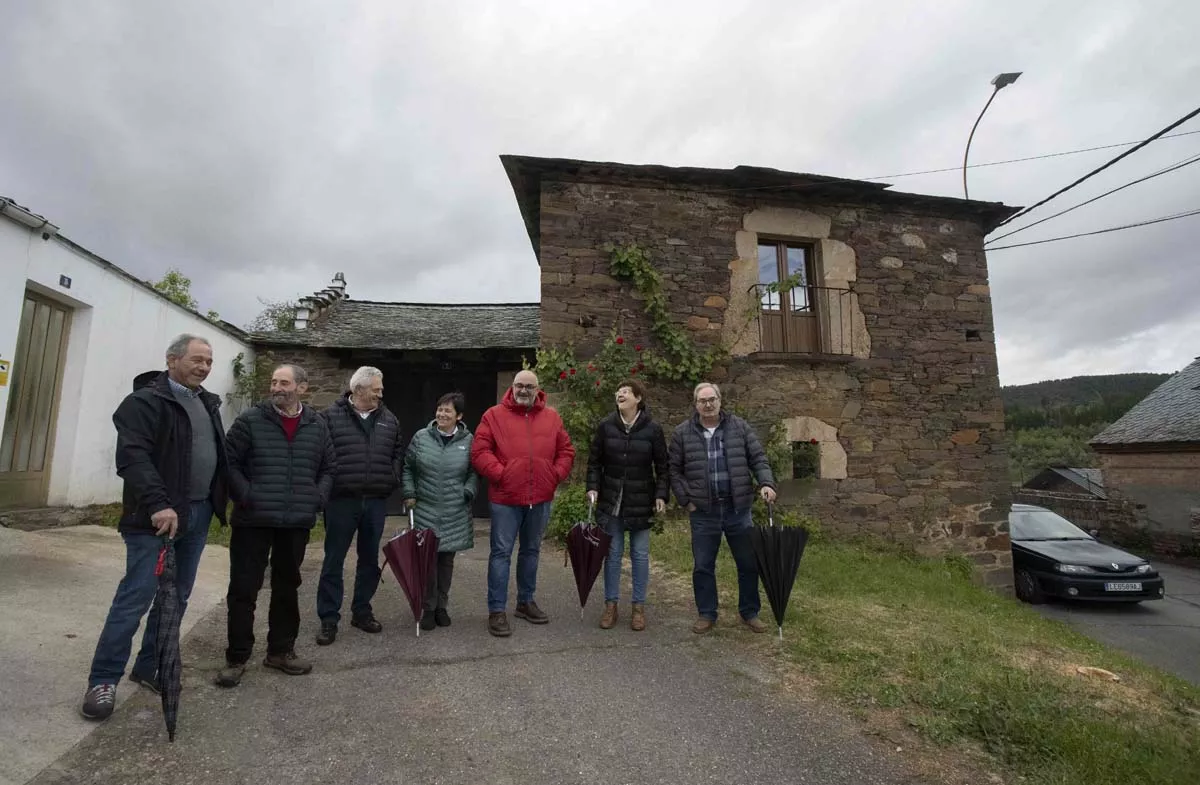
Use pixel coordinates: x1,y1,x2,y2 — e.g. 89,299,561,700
514,384,538,391
697,397,719,406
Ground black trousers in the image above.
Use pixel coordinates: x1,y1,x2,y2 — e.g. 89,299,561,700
226,526,310,664
422,552,457,613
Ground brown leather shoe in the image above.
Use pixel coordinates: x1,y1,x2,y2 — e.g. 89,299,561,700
692,617,715,634
599,601,618,629
741,615,768,633
488,612,512,637
514,601,549,625
630,603,646,632
263,651,312,675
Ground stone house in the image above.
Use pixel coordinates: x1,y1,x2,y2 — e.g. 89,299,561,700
1089,358,1200,556
251,274,539,516
502,154,1020,587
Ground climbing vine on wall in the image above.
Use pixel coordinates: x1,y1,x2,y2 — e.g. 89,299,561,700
605,242,719,385
227,352,273,407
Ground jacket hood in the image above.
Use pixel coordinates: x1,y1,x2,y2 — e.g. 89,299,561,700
502,386,547,412
133,370,163,392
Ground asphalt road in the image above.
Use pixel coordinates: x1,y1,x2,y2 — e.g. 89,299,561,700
28,520,925,785
1032,563,1200,685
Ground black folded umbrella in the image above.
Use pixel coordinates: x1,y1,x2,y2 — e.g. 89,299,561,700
565,503,612,620
750,502,809,640
152,536,183,741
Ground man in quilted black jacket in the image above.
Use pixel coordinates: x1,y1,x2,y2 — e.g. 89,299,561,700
215,364,335,688
668,381,776,636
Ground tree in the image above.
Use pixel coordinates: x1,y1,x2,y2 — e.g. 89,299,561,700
248,298,298,333
150,268,221,322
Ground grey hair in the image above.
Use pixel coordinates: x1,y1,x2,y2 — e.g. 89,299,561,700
349,366,383,391
165,333,211,359
693,381,721,401
276,364,308,385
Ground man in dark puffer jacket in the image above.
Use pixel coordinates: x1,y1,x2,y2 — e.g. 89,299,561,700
315,366,404,645
669,381,776,636
216,364,335,688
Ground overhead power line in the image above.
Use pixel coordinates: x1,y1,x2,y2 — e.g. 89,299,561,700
990,105,1200,229
985,151,1200,245
984,207,1200,251
696,129,1200,196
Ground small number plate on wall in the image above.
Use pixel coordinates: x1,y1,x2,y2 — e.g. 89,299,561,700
59,275,72,288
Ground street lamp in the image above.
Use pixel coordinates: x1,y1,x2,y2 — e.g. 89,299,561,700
962,72,1022,199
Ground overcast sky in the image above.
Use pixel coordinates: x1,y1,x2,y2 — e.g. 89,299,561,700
2,1,1197,386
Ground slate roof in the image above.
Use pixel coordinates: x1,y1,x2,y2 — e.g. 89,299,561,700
1091,358,1200,447
1022,467,1107,499
253,300,540,351
500,154,1022,261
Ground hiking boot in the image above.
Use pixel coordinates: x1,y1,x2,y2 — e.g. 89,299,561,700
80,684,116,720
128,670,160,695
434,608,451,627
215,663,246,688
630,603,646,632
351,614,383,634
488,612,512,637
420,612,437,632
599,601,618,629
692,617,715,635
264,651,313,675
316,622,338,646
741,615,768,634
514,601,549,625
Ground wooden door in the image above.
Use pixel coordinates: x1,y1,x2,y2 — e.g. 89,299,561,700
757,240,819,353
0,292,72,509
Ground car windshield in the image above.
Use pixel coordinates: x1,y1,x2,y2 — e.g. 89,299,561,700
1009,508,1093,541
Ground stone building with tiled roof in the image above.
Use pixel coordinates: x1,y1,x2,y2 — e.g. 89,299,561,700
1090,358,1200,555
252,273,539,516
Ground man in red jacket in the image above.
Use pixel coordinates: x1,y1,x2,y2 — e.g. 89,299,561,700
471,369,574,637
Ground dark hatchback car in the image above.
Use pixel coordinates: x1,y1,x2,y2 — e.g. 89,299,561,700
1009,503,1166,604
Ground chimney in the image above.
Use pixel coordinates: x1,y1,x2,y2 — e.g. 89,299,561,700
292,272,348,331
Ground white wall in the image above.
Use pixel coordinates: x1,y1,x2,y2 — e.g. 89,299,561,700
0,217,253,506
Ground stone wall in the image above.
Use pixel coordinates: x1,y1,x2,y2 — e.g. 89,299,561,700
538,179,1013,587
249,346,352,408
1095,451,1200,556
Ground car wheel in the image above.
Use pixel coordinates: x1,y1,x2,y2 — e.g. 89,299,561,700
1014,569,1044,604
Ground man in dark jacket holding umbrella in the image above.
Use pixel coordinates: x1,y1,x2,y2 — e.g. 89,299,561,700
215,364,335,687
669,381,776,635
81,334,229,721
314,366,404,645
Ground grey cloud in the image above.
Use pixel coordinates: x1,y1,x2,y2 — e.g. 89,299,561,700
2,0,1198,386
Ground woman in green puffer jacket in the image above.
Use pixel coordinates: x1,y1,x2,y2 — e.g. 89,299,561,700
402,391,478,631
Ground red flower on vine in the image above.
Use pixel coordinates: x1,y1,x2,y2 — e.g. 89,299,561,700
630,367,638,375
595,380,601,386
559,371,568,380
615,336,625,345
569,368,577,376
636,362,645,371
635,344,644,352
587,364,596,372
810,438,819,444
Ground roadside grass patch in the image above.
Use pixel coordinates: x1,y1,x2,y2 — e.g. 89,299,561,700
651,517,1200,785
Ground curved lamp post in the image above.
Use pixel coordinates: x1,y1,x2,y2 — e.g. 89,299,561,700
962,72,1022,199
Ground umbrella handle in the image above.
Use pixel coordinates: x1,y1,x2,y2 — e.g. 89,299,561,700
767,500,775,528
409,506,415,531
587,500,595,525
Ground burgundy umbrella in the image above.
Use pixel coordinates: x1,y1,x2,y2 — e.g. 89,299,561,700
381,507,439,636
565,502,612,619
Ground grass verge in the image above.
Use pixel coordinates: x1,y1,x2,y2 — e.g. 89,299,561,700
650,516,1200,785
94,503,327,546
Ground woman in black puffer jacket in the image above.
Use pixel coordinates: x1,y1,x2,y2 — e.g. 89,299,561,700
585,378,668,631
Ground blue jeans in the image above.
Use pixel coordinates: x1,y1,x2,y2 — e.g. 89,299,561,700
487,502,550,613
602,517,650,604
316,497,387,624
690,502,760,622
88,500,212,687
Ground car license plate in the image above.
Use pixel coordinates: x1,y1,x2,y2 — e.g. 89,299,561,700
1105,582,1142,592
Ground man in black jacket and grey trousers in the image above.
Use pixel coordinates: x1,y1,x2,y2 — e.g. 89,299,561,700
216,364,335,687
82,334,229,721
315,366,404,645
668,381,776,635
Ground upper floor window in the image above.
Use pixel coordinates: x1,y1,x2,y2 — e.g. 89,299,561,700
757,240,819,353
